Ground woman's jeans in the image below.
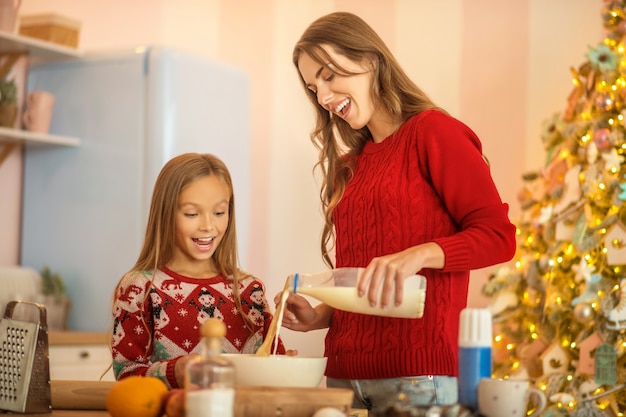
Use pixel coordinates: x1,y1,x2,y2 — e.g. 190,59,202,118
327,375,458,416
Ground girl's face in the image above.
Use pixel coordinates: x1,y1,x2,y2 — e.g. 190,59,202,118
298,45,376,131
170,174,230,275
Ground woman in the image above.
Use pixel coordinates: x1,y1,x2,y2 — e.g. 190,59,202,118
279,11,516,414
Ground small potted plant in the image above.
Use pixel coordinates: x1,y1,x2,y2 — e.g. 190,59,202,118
39,266,71,330
0,74,18,127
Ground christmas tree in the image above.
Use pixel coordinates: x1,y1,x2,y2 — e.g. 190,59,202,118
483,2,626,416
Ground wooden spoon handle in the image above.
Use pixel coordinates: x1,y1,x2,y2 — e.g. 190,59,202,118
256,278,291,356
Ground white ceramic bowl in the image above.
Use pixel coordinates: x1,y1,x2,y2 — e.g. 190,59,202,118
222,354,327,387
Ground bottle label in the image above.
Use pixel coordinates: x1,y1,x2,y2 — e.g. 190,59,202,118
186,388,235,417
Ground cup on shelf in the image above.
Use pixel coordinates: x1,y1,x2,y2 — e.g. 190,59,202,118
23,90,55,133
0,0,22,33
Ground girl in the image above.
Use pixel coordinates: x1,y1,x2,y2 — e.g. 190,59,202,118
111,153,285,389
280,12,517,414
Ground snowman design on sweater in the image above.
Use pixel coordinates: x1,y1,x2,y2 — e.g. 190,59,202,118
111,267,284,384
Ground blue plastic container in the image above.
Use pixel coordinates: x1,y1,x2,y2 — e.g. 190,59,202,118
457,308,492,410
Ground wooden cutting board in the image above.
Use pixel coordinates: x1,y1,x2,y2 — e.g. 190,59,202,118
51,380,353,417
235,386,353,416
51,380,114,410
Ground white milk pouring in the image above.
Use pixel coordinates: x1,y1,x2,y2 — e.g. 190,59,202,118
292,268,427,319
296,286,425,318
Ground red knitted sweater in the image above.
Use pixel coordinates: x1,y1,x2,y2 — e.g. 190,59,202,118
326,110,516,379
111,267,284,388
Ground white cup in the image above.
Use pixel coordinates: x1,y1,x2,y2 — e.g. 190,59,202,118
478,378,547,417
23,90,55,133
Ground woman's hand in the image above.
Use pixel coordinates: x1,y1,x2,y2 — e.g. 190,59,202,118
274,291,333,331
358,242,444,308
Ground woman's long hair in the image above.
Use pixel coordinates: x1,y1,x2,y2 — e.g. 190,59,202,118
292,12,444,267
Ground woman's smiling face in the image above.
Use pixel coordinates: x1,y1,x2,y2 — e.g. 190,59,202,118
298,45,376,131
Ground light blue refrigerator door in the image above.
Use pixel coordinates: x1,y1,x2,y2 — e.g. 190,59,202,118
142,47,250,266
21,51,149,331
21,48,251,332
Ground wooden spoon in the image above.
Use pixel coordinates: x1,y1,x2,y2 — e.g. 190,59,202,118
256,278,291,356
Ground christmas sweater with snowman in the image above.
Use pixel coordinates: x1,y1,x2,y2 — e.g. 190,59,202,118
111,266,285,388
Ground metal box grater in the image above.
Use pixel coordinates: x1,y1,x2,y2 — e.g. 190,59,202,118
0,300,51,413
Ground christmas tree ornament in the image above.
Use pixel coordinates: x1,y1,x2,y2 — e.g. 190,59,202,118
518,337,549,378
540,343,571,376
574,302,595,323
604,223,626,264
595,344,618,385
606,278,626,330
578,332,605,376
554,165,583,214
595,128,613,151
488,289,519,317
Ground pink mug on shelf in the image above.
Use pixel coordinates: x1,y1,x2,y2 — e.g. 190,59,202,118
23,90,55,133
0,0,21,33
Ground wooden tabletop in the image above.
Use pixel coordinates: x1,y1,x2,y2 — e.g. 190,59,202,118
23,410,367,417
48,331,109,345
15,412,110,417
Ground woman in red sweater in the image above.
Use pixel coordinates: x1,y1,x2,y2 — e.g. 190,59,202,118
279,11,517,414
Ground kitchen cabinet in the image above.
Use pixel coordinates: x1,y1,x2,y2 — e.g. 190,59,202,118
48,332,115,381
0,30,81,165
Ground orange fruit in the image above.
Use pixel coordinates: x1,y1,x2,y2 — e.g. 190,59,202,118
106,375,168,417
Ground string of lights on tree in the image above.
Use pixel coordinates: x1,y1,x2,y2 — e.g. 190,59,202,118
483,2,626,416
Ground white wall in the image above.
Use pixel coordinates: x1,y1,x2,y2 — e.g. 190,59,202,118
0,0,604,355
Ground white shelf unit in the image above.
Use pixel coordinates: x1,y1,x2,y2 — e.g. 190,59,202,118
0,30,81,149
0,126,79,146
0,30,81,62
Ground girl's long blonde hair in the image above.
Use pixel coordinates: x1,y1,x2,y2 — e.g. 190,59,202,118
111,153,253,350
293,12,444,267
133,153,243,281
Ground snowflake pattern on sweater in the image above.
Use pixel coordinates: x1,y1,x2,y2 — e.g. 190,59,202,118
111,267,284,388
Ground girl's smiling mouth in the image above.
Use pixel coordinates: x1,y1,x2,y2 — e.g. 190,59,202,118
193,237,214,248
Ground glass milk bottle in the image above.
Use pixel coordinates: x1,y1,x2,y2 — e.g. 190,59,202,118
290,267,427,319
185,318,235,417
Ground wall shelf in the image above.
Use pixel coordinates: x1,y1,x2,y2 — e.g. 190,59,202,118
0,127,79,147
0,30,82,63
0,31,82,166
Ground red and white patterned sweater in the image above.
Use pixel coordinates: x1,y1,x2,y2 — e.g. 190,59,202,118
111,266,285,388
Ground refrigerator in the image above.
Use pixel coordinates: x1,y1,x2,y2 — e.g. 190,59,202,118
20,46,251,332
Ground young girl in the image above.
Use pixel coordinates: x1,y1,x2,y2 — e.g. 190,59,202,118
111,153,285,389
280,12,517,414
